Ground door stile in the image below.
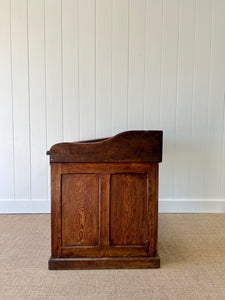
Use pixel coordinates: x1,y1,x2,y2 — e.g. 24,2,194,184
147,164,158,256
51,163,62,258
99,174,110,247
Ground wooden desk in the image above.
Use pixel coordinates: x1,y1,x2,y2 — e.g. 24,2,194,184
47,130,163,270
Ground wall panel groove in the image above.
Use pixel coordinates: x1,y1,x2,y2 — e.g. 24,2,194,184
28,0,47,200
173,0,181,200
189,0,212,199
205,0,213,199
26,0,32,200
0,0,15,200
188,0,197,200
11,0,31,199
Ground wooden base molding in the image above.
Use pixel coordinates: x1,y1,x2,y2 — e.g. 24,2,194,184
48,255,160,270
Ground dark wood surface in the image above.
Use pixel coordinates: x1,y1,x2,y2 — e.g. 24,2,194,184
110,174,147,246
47,130,163,163
61,245,148,258
48,131,162,269
61,162,149,174
62,174,99,246
48,256,160,270
50,163,62,258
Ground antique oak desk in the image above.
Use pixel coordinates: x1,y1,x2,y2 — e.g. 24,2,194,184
47,130,163,270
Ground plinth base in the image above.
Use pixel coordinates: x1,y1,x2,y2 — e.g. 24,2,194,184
48,255,160,270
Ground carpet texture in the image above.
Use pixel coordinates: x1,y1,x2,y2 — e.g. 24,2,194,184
0,214,224,300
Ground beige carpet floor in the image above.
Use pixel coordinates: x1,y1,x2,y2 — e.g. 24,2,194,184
0,214,224,300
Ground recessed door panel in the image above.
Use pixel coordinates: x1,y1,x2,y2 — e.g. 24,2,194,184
110,174,147,246
62,174,99,246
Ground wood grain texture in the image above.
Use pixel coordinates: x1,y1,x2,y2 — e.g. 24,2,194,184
110,174,147,246
49,131,161,268
49,131,162,269
61,246,147,258
48,130,163,163
61,162,149,175
62,174,99,246
99,175,110,246
51,163,62,257
49,256,160,270
148,164,158,256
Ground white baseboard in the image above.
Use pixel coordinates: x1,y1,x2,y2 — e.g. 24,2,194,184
159,199,225,213
0,199,224,214
0,200,50,214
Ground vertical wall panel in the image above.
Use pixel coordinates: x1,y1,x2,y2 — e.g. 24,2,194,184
144,0,163,130
45,0,62,200
111,0,129,135
208,0,225,199
11,0,31,199
128,0,146,129
159,0,179,199
0,0,14,199
189,0,212,199
28,0,47,200
62,0,79,142
79,0,96,140
45,0,63,148
174,0,196,199
96,0,112,138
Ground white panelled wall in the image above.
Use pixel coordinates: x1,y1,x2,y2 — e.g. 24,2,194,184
0,0,225,213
